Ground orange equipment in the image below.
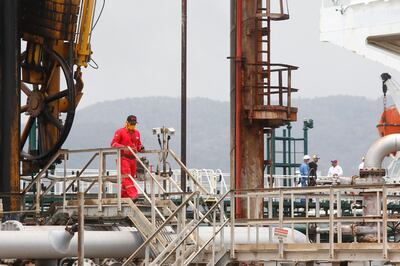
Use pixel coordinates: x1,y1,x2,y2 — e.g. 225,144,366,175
377,73,400,137
377,106,400,137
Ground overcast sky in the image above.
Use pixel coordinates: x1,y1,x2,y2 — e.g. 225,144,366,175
78,0,400,108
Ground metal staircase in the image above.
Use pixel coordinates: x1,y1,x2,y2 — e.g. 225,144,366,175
17,146,229,265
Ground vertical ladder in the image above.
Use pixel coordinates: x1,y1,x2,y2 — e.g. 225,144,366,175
252,0,290,109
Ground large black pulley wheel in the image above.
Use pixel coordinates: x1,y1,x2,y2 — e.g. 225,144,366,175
20,48,75,167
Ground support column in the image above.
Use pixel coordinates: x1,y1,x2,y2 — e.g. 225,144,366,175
231,0,264,219
241,0,264,219
0,0,20,212
230,0,236,197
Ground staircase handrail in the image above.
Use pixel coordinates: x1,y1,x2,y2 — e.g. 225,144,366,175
122,190,199,266
156,190,231,265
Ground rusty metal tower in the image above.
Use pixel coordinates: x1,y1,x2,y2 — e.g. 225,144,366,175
230,0,298,219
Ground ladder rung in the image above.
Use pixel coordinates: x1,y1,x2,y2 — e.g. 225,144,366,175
248,62,269,66
256,18,270,22
255,27,270,36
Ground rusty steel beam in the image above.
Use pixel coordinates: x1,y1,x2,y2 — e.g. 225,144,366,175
231,0,264,219
230,0,236,208
0,0,21,212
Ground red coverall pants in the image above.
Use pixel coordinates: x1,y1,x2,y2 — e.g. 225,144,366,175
111,127,142,199
120,157,138,199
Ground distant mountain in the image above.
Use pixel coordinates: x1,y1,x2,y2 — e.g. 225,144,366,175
64,96,383,176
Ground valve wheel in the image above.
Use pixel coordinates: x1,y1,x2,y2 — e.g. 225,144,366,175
20,47,75,166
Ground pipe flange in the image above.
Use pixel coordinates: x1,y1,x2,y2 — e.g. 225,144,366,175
359,168,386,178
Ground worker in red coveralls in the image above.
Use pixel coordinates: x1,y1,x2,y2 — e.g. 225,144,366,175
111,115,144,200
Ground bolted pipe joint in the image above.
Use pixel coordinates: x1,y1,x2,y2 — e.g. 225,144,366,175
356,168,386,185
355,133,400,184
359,168,386,178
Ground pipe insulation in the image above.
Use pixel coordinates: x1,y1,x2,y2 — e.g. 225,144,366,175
364,133,400,169
197,226,308,244
0,229,144,259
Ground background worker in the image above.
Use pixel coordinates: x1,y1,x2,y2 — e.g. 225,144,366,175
111,115,144,200
299,155,310,187
308,154,319,186
358,156,365,170
327,159,343,178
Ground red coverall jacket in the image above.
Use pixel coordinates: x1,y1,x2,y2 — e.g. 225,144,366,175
111,127,143,198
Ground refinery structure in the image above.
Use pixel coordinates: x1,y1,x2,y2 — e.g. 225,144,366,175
1,0,400,265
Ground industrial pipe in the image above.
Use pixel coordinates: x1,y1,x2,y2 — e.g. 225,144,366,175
0,226,307,259
0,229,144,259
198,227,308,244
364,133,400,169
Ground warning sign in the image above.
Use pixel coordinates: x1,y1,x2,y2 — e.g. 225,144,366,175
274,227,288,239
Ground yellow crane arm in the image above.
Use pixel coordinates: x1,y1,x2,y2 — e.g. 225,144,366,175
75,0,95,67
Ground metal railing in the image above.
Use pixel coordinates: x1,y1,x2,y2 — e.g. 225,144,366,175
227,184,400,262
20,147,124,215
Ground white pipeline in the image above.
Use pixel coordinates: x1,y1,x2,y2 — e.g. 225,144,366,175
0,226,307,259
364,133,400,169
0,229,144,259
198,226,308,244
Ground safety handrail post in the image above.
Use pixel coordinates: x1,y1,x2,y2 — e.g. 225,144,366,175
287,68,292,115
279,189,284,258
230,190,236,259
63,151,67,212
195,192,200,249
337,191,342,243
35,175,40,214
117,149,121,211
278,69,283,106
98,150,103,212
329,187,334,259
383,186,388,259
151,173,156,226
377,190,381,243
256,194,260,248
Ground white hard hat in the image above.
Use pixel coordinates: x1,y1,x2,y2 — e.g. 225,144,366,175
303,155,311,160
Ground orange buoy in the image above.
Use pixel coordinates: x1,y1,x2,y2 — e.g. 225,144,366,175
377,106,400,137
